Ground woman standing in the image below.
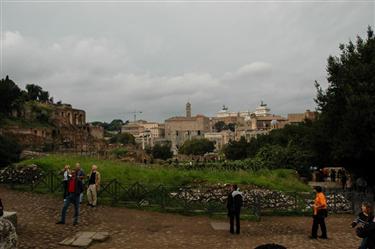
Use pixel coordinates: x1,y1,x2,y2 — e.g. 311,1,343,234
311,186,328,239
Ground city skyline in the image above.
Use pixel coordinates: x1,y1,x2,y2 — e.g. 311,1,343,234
2,1,374,122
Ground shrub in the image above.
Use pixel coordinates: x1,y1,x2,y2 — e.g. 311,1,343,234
0,135,22,168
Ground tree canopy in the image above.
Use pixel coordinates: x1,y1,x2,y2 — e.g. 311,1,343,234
179,138,215,156
315,26,375,182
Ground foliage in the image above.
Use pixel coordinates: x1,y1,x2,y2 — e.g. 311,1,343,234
110,147,128,159
109,132,135,145
91,119,127,132
151,142,173,160
0,135,22,168
25,84,49,102
315,26,375,183
213,121,236,132
179,138,215,156
0,76,22,115
20,154,311,192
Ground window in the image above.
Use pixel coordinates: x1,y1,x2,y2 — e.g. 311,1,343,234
197,130,201,136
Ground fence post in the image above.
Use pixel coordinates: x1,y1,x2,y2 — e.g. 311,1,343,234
333,192,337,213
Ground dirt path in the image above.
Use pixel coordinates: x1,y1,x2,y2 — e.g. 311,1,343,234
0,186,361,249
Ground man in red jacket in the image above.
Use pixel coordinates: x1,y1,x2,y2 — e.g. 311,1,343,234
56,170,83,225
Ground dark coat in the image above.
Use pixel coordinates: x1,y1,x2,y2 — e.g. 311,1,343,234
356,220,375,248
227,190,243,214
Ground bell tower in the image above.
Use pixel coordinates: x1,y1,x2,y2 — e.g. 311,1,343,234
186,102,191,118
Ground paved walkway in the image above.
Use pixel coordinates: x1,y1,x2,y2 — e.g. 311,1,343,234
0,186,362,249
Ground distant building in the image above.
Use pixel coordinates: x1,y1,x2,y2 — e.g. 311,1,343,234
121,120,165,148
287,110,317,124
165,103,210,154
204,130,234,151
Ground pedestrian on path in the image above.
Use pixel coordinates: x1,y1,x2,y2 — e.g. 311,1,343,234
60,165,71,200
226,184,243,234
56,170,83,225
356,216,375,249
310,186,328,239
87,165,101,208
352,202,374,249
0,199,18,249
75,163,85,204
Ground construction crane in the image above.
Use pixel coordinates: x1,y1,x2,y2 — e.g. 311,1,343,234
126,111,143,122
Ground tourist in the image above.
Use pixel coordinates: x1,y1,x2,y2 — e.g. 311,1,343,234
341,171,348,190
226,184,243,234
356,177,368,194
356,216,375,249
310,186,328,239
87,165,101,207
56,170,83,225
330,169,336,182
75,163,85,204
60,164,71,200
351,202,374,249
0,199,18,249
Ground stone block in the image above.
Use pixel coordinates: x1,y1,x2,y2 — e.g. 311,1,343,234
78,231,96,239
92,232,110,242
71,237,92,247
59,237,76,246
3,211,17,229
210,222,229,231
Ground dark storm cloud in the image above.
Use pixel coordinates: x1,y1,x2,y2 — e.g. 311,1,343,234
2,2,374,122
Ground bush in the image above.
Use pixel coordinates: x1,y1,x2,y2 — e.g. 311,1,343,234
179,138,215,156
0,135,22,168
110,133,135,145
152,142,173,160
110,147,128,159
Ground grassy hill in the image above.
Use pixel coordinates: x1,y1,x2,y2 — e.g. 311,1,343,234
20,154,311,192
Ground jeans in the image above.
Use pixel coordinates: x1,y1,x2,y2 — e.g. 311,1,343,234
360,237,368,249
312,215,327,238
60,193,80,223
229,212,240,234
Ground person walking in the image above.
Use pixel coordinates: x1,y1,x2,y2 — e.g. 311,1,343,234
310,186,328,239
227,184,243,234
75,163,85,204
352,202,374,249
60,165,71,200
87,165,101,207
0,199,18,249
56,170,83,225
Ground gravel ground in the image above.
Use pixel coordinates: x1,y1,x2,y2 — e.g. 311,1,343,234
0,186,361,249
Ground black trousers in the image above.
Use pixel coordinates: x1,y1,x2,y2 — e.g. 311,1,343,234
311,215,327,238
229,212,240,234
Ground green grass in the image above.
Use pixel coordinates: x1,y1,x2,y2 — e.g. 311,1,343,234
0,117,52,128
19,154,311,192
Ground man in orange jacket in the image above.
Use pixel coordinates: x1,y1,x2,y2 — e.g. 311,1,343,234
311,186,328,239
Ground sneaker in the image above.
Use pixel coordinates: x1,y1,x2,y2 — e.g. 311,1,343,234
56,221,65,224
309,236,317,239
319,236,328,239
73,221,78,226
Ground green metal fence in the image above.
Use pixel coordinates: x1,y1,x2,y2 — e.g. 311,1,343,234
1,170,357,218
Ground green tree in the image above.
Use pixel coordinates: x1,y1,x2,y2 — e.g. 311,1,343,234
0,135,22,167
213,121,226,132
179,138,215,156
0,76,22,115
107,119,124,132
223,137,249,160
109,132,135,145
26,84,43,101
152,142,173,160
315,26,375,183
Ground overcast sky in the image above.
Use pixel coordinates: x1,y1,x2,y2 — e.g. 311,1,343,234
2,1,374,122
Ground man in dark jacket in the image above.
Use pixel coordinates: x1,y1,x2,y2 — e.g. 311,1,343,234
227,184,243,234
56,170,83,225
356,218,375,249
